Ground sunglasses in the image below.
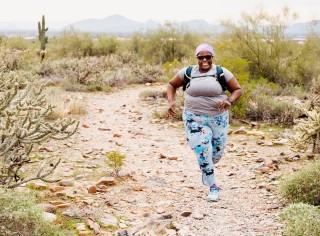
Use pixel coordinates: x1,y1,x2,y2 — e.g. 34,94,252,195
197,55,213,61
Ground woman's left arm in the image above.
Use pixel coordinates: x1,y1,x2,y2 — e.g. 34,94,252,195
226,77,242,105
218,77,242,110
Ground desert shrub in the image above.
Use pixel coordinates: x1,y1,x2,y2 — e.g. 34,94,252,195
0,187,68,236
216,57,251,118
103,69,134,88
280,84,307,98
137,22,200,64
250,77,282,96
163,59,182,82
132,64,164,84
35,60,56,77
101,54,123,70
0,49,26,71
57,57,105,85
86,79,112,92
280,203,320,236
60,82,89,92
55,28,94,58
310,76,320,95
92,35,120,56
280,161,320,205
118,51,137,64
246,93,301,125
139,90,167,101
293,35,320,90
3,36,31,50
105,151,126,176
0,70,35,88
238,77,295,122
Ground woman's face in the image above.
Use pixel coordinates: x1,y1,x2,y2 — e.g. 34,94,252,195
197,50,213,72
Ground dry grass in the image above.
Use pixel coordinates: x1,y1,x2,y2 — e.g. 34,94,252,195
45,87,87,119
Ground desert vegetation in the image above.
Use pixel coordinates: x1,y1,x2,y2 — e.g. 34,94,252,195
0,7,320,235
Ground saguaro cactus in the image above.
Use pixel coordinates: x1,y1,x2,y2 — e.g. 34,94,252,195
38,15,48,61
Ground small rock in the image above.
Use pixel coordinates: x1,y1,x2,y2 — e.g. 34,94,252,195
38,203,57,213
97,177,116,186
258,167,271,173
43,212,57,222
59,179,74,187
49,185,65,192
181,211,192,217
88,186,97,194
193,213,204,220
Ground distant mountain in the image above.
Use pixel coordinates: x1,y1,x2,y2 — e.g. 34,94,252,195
180,19,226,34
67,15,226,35
285,20,320,36
0,15,319,37
67,15,320,36
69,14,153,34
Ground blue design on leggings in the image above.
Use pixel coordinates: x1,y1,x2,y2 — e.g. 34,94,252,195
183,109,229,186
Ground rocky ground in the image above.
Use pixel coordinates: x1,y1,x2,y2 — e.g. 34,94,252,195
26,84,315,236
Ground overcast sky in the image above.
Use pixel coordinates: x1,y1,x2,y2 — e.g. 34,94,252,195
0,0,319,24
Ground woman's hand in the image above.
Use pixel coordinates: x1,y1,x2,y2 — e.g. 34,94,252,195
218,99,232,111
167,103,177,118
167,73,183,119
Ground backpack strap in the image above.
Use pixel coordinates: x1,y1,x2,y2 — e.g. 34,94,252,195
216,65,228,91
183,66,193,91
183,65,228,91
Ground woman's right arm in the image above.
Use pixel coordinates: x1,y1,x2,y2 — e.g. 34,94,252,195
167,73,183,118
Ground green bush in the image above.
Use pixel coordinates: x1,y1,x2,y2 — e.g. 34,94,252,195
0,188,68,236
92,35,120,56
163,59,182,82
280,203,320,236
280,161,320,205
54,29,94,58
280,84,307,98
3,37,33,51
215,56,250,118
105,151,126,176
246,93,301,125
133,64,164,84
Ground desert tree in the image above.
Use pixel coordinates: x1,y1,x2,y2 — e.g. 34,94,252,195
135,22,200,64
221,7,303,86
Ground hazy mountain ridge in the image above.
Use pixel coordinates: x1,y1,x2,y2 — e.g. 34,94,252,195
0,14,319,36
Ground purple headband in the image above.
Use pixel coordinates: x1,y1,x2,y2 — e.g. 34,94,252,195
195,43,214,56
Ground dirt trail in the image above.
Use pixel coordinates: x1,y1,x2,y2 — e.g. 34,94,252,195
51,84,289,236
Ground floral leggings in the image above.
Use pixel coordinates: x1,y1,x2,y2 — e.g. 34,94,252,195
183,109,229,186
